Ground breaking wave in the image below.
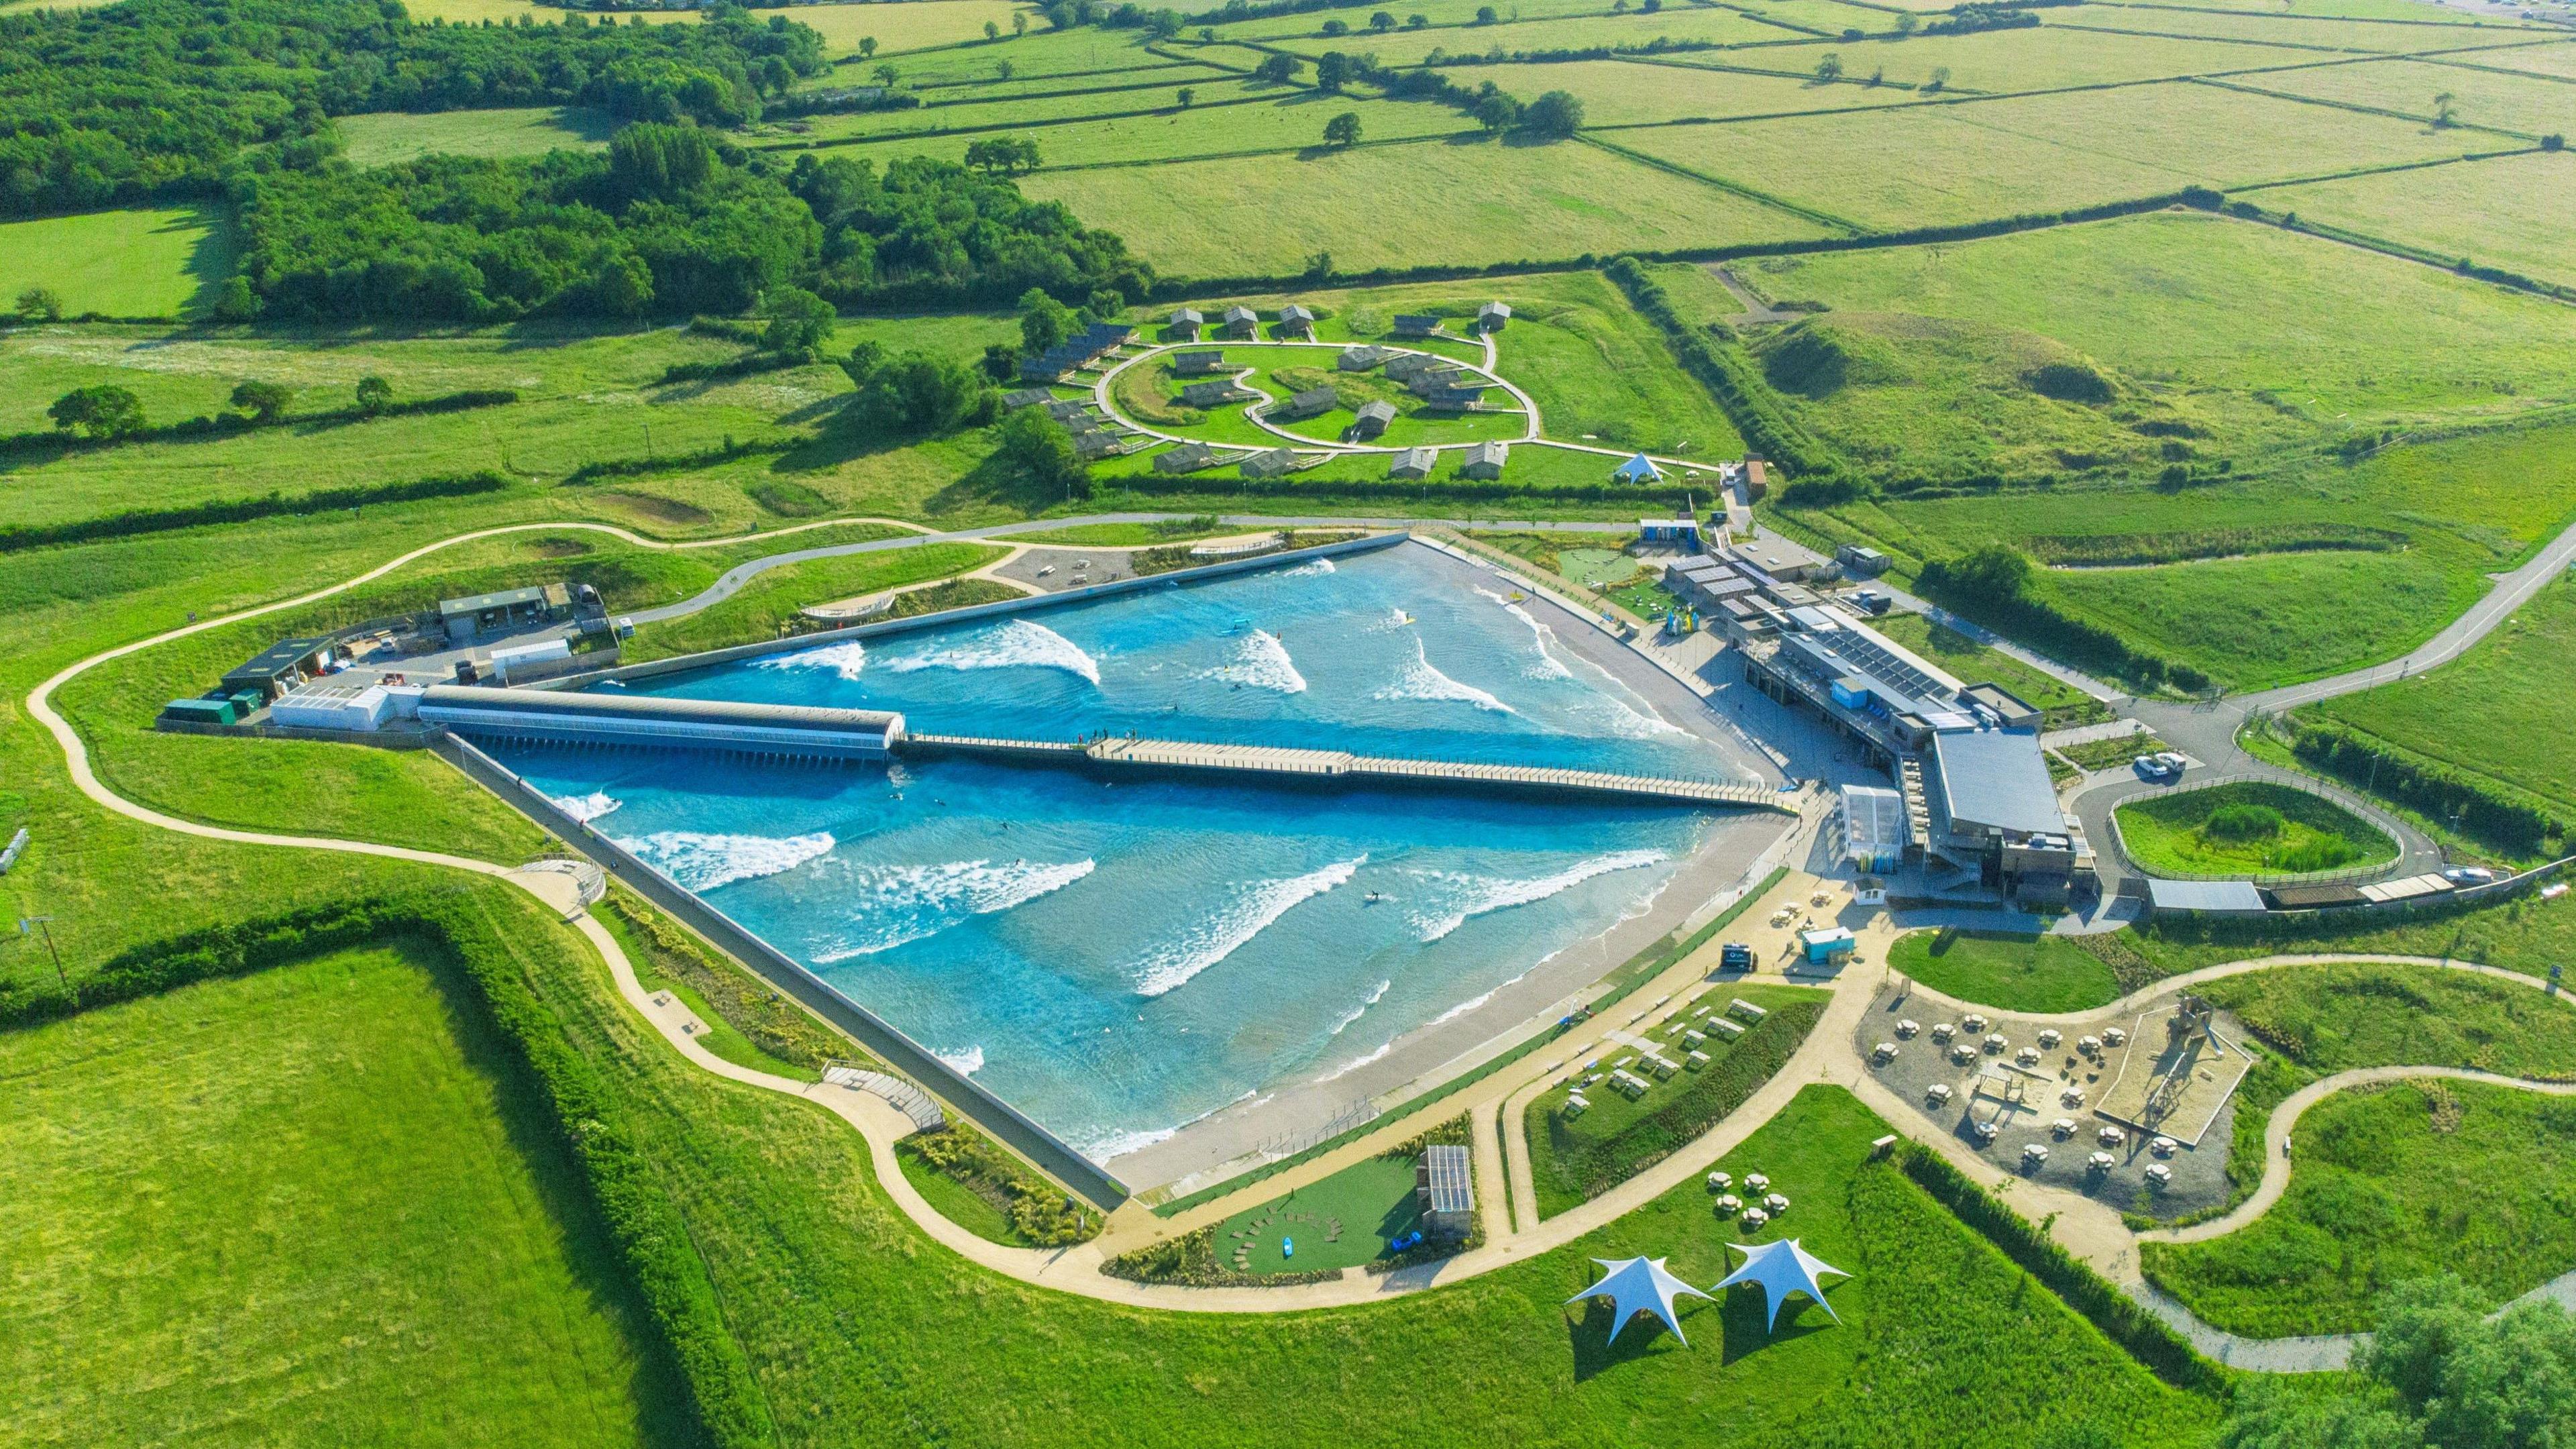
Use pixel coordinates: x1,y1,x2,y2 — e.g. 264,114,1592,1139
1279,557,1336,578
1375,636,1513,714
1413,848,1670,942
934,1043,986,1077
1326,978,1394,1038
1131,856,1364,998
1318,1038,1394,1082
810,857,1097,961
549,790,621,824
1477,585,1576,681
756,638,867,681
619,830,835,892
884,618,1101,686
1199,628,1307,693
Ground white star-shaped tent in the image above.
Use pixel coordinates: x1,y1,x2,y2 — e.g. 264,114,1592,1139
1565,1256,1711,1345
1613,452,1665,484
1715,1237,1849,1332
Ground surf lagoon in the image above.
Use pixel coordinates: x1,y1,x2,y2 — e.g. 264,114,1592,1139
496,541,1790,1183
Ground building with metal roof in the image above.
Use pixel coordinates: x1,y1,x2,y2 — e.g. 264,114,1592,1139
419,685,904,759
1383,351,1441,380
1350,399,1397,438
2145,879,2267,916
1338,345,1393,371
1387,445,1436,479
1460,440,1508,479
1002,388,1053,410
1153,441,1216,474
1477,300,1511,331
1277,303,1316,336
1170,349,1227,376
1419,1142,1474,1238
1182,379,1253,408
1167,305,1203,337
1393,313,1442,336
220,637,339,702
1279,384,1338,418
1238,447,1300,479
1222,305,1258,337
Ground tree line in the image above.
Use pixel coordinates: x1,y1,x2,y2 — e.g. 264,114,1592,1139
223,123,1150,321
0,0,826,217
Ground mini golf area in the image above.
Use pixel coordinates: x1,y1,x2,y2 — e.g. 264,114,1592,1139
1218,1155,1428,1275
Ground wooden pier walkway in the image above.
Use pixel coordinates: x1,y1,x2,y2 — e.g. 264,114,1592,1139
904,732,1792,811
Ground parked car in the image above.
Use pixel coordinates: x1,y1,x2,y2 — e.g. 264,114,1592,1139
2133,755,2176,782
1719,942,1756,972
2443,866,2499,885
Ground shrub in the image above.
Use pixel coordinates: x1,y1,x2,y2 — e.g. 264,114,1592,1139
2202,803,2286,841
2025,360,2113,403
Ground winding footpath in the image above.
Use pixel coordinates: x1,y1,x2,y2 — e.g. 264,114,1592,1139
25,509,2576,1347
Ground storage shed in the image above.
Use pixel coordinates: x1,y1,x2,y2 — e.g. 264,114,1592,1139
1417,1142,1474,1238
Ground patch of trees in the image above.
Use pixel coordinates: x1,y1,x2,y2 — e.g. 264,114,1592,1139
0,0,826,217
1922,3,2041,35
19,376,516,453
229,125,1148,321
2224,1276,2576,1449
839,340,998,435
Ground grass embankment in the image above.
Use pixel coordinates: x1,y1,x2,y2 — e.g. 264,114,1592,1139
2114,781,2398,878
2144,1079,2576,1337
2304,572,2576,826
0,939,694,1448
1525,983,1827,1220
1889,928,2123,1013
620,539,1001,661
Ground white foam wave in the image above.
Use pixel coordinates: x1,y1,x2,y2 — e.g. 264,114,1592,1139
618,830,835,892
935,1044,986,1076
1131,856,1364,998
1326,978,1394,1039
757,638,867,681
884,618,1100,686
1079,1123,1178,1163
1318,1038,1394,1082
1375,637,1514,714
1279,557,1336,578
1477,585,1578,682
1414,848,1670,943
1199,628,1307,693
550,790,622,824
810,857,1097,960
1428,987,1498,1028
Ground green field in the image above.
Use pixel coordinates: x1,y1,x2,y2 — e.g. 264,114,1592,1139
2198,959,2576,1079
2308,574,2576,818
1022,138,1831,279
1887,928,2122,1012
339,105,617,166
2113,780,2399,877
0,941,689,1448
2256,150,2576,290
2143,1079,2576,1336
1525,984,1826,1219
0,207,235,319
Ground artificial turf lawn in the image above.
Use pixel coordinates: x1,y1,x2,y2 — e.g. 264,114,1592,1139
1216,1153,1428,1274
2308,573,2576,819
0,940,693,1449
2114,780,2398,877
1887,928,2122,1012
2142,1079,2576,1336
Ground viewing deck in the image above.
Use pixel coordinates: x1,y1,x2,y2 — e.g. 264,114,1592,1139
907,732,1793,811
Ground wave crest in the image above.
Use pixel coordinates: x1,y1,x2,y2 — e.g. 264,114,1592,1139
1132,856,1364,998
618,830,835,892
811,857,1097,961
1413,848,1669,942
884,618,1100,686
550,790,621,824
1374,637,1513,714
756,638,867,681
1199,628,1307,694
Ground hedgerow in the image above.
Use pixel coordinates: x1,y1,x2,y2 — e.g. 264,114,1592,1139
1602,255,1837,475
1896,1143,2226,1396
2287,717,2572,857
0,470,509,554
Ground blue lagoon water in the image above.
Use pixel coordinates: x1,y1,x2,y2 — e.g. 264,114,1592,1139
499,543,1764,1165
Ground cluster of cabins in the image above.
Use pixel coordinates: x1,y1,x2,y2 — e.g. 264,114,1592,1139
1166,300,1510,342
1000,390,1146,461
1017,321,1140,384
1164,339,1497,419
1657,535,2092,906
